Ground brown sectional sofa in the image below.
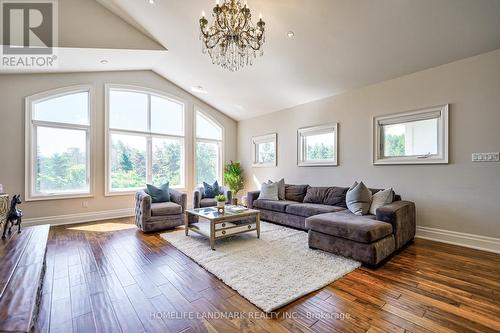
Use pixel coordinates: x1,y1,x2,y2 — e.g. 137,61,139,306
247,184,415,265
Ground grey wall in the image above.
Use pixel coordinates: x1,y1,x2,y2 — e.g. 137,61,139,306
237,49,500,238
0,70,237,219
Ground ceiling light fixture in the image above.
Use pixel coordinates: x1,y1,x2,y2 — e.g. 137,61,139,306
191,85,208,94
199,0,266,72
100,59,108,64
287,31,295,38
148,0,155,5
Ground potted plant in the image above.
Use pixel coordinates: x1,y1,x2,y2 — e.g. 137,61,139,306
215,194,226,208
224,161,244,205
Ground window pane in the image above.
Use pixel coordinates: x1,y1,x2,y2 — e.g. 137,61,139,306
151,96,183,135
152,138,183,187
109,90,148,131
304,132,335,161
196,112,222,140
257,142,275,164
35,126,88,194
383,118,438,157
33,91,89,125
196,142,219,184
110,133,146,191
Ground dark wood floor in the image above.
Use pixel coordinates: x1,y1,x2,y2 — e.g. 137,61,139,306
35,217,500,333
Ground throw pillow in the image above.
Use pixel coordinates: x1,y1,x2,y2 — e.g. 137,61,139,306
258,182,279,200
284,184,309,202
369,188,394,215
346,181,372,215
146,183,170,203
267,178,285,200
202,181,221,198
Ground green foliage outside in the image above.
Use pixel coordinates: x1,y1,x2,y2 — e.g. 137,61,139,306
258,143,275,163
224,161,244,196
306,143,334,160
384,134,405,157
36,147,87,193
196,142,218,184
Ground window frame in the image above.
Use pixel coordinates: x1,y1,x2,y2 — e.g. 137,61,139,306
297,123,338,167
105,84,186,195
25,84,95,201
373,104,449,165
194,109,224,185
252,133,277,167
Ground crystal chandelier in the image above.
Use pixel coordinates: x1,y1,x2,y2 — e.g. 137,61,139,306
199,0,266,72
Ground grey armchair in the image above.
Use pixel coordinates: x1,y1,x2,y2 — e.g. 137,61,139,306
135,188,187,233
189,186,232,224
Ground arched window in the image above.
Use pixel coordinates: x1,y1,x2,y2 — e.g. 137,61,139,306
25,85,93,200
195,110,223,185
106,85,185,193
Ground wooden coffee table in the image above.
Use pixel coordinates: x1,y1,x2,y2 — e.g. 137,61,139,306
184,205,260,250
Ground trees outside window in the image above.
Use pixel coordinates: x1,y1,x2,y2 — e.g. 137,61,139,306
195,111,223,185
298,124,338,166
107,85,185,193
26,86,93,200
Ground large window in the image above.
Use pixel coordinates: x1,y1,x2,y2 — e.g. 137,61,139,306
297,123,338,166
195,111,223,185
373,105,449,164
25,86,93,200
106,85,185,193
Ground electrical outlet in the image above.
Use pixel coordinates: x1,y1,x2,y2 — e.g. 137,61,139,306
472,152,499,162
82,201,89,208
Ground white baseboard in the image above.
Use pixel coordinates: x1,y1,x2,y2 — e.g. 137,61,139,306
416,226,500,254
23,208,135,227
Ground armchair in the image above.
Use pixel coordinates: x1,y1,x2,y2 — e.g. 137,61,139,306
135,188,187,233
190,186,232,224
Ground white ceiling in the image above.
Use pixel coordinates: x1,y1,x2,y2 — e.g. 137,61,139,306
4,0,500,121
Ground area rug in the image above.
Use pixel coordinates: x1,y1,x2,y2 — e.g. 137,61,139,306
161,221,360,312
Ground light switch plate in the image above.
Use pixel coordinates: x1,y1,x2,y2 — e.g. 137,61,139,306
472,152,499,162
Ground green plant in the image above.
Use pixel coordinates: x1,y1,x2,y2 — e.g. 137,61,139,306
224,161,244,196
215,194,226,202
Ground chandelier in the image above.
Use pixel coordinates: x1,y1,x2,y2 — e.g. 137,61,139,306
199,0,266,72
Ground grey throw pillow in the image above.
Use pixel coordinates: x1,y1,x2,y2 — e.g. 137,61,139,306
258,182,279,200
267,178,285,200
369,188,394,215
346,181,372,215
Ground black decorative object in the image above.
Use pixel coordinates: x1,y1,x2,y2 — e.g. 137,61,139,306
2,195,23,239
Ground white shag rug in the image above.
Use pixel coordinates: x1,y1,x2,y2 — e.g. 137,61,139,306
161,221,360,312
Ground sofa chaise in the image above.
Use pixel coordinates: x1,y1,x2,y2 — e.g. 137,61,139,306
247,184,415,265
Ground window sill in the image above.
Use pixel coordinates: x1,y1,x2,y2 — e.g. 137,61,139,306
373,157,448,165
25,193,94,202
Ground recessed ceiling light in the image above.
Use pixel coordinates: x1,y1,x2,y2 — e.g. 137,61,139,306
100,59,108,64
191,85,208,94
148,0,155,5
287,31,295,38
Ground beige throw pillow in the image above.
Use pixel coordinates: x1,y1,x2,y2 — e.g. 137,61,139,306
267,178,285,200
369,188,394,215
258,182,279,200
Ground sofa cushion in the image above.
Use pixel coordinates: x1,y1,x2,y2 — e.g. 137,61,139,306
284,184,309,202
258,182,279,200
346,181,372,215
253,199,296,213
303,186,348,207
267,178,285,200
285,203,346,217
200,198,217,208
151,202,182,216
305,211,393,243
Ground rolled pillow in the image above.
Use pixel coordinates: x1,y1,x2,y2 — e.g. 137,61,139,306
346,181,372,215
369,188,394,215
258,182,279,201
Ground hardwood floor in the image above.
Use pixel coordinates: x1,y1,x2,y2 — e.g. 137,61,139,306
36,217,500,333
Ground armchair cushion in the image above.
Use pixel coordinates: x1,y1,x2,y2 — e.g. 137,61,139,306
202,181,221,198
146,183,170,203
151,202,182,216
200,198,217,207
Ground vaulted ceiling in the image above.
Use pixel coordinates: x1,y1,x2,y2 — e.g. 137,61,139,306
3,0,500,121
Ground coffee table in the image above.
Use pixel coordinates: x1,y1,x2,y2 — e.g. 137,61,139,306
184,205,260,250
